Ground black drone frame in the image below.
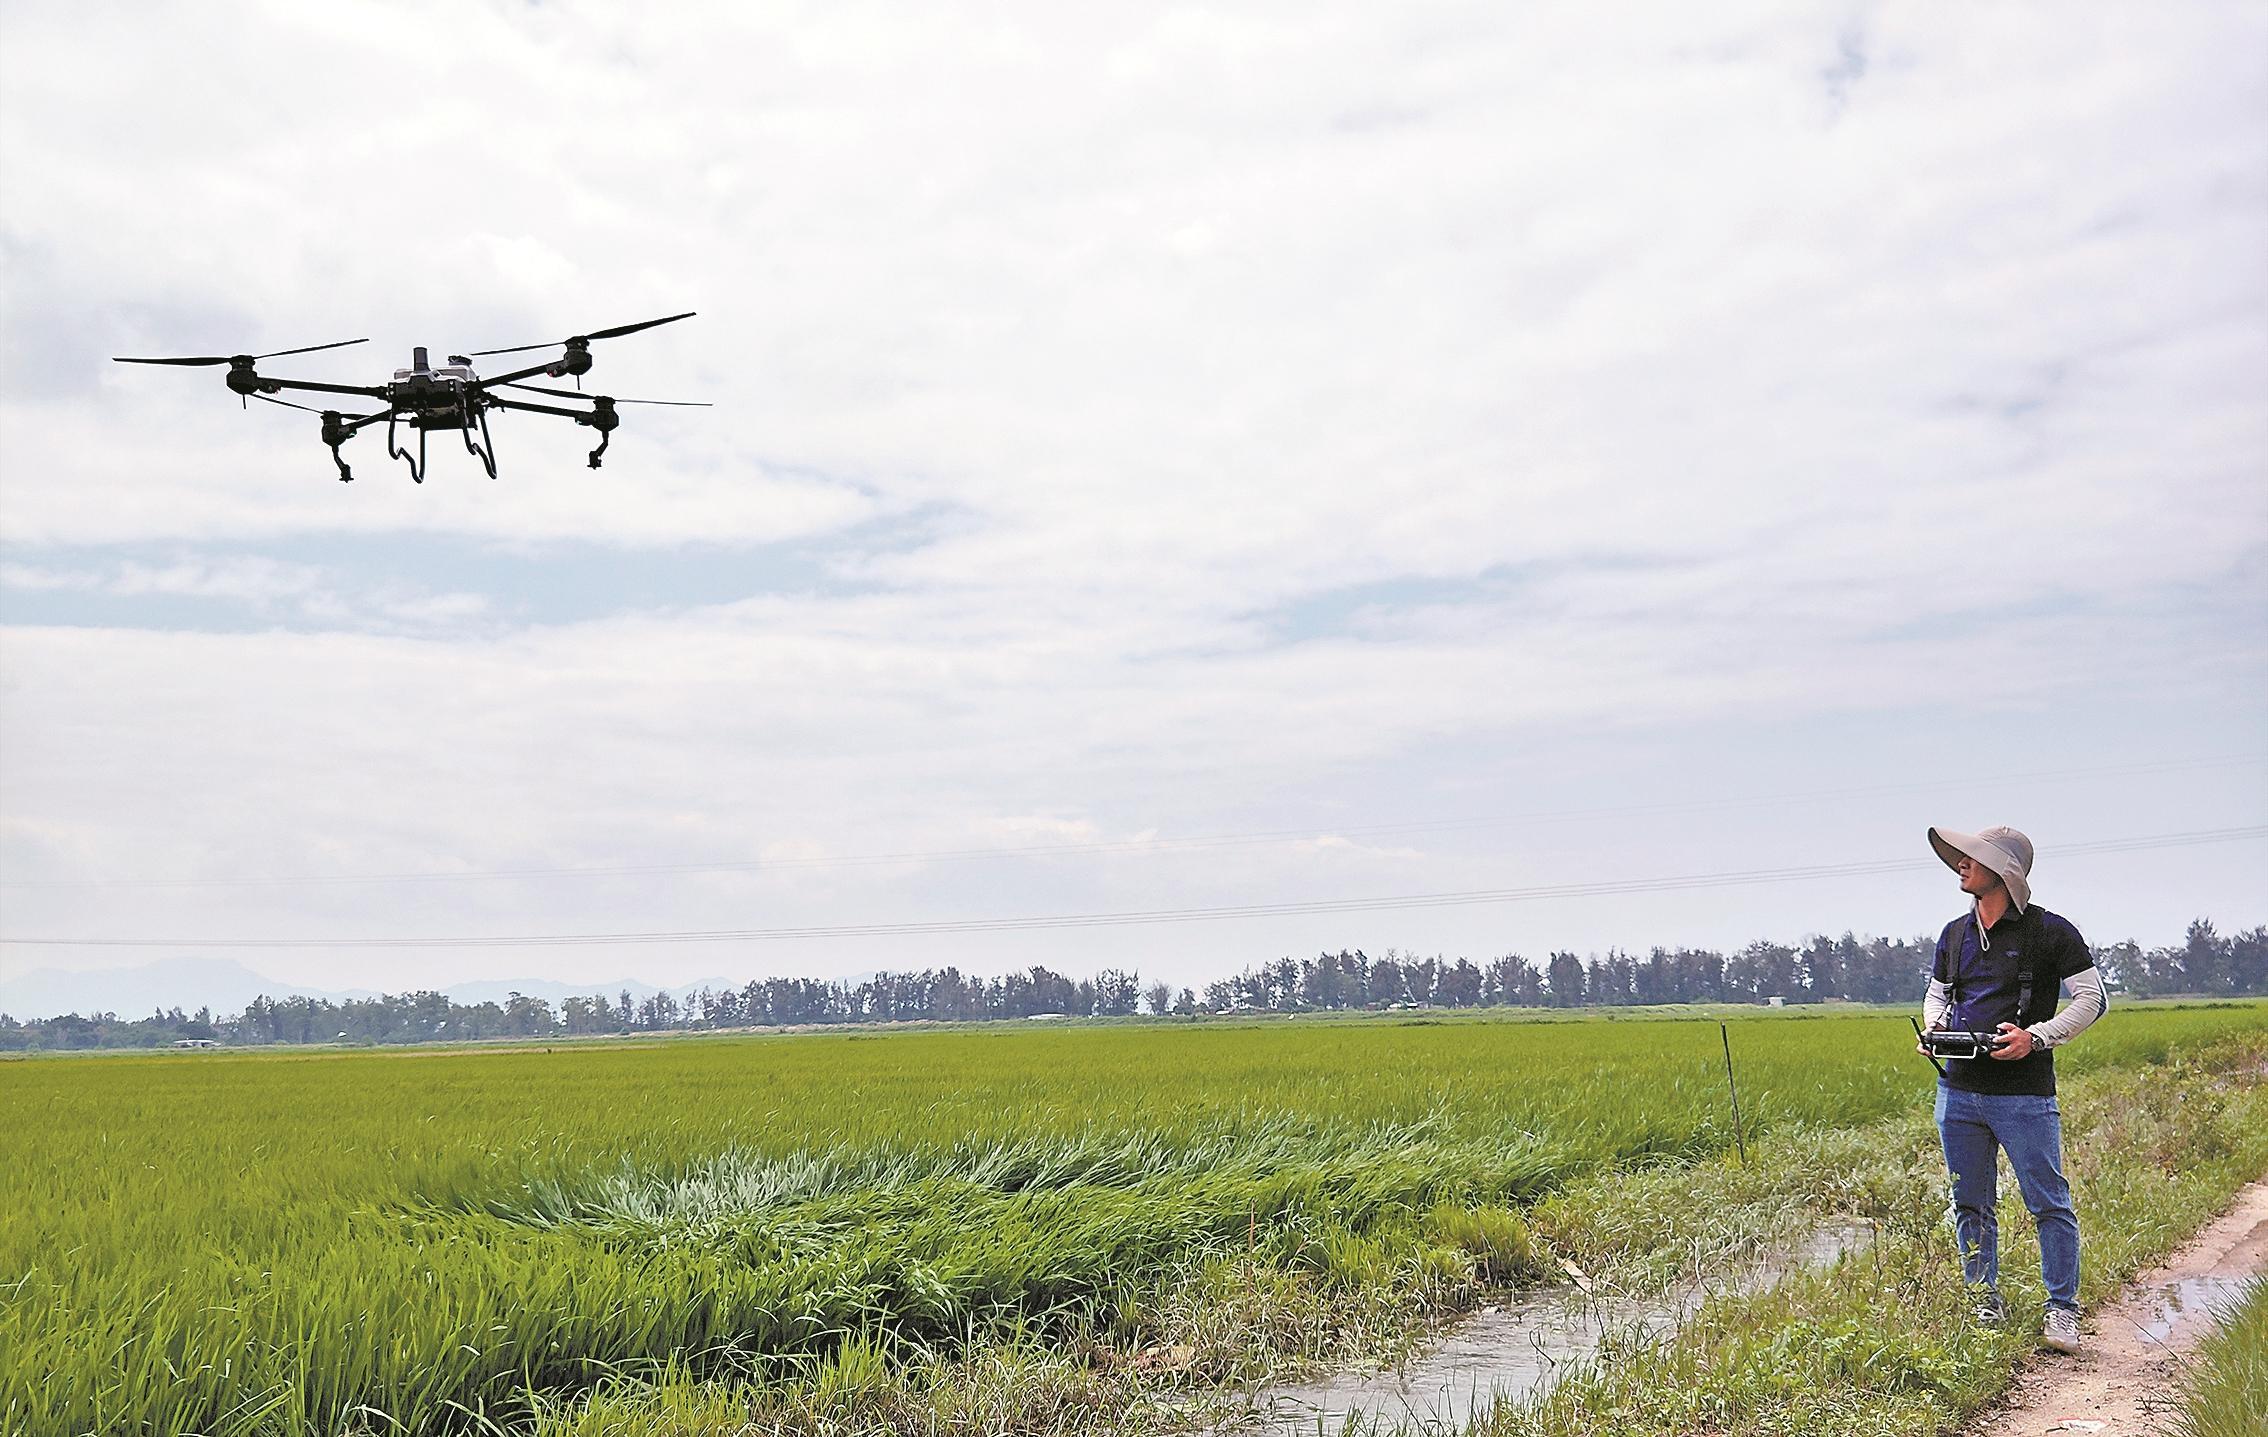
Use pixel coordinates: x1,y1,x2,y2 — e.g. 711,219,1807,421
113,312,706,483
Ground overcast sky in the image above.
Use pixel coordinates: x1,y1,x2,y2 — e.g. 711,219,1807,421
2,1,2262,1011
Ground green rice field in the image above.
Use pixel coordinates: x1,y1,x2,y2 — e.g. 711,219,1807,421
4,1003,2265,1436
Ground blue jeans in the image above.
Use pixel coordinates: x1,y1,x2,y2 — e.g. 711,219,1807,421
1935,1084,2081,1312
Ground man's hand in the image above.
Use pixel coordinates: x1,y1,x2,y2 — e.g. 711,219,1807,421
1989,1023,2037,1061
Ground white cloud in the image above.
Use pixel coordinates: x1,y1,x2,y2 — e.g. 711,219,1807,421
107,557,320,603
2,2,2263,1001
0,553,496,631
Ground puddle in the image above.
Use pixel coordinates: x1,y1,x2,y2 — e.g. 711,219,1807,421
1218,1290,1671,1436
1216,1224,1873,1435
2136,1274,2252,1345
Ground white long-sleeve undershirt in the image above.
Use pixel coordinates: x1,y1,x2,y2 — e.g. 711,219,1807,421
2029,966,2107,1047
1923,979,1952,1032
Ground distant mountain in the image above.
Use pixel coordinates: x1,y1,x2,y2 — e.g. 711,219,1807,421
0,957,373,1021
0,958,740,1022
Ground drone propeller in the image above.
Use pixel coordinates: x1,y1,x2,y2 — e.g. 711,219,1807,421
498,381,712,407
468,311,696,358
112,337,370,367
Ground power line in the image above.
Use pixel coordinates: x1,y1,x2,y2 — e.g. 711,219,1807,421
4,752,2257,892
6,823,2259,951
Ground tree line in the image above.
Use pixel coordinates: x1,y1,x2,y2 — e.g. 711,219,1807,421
3,917,2259,1051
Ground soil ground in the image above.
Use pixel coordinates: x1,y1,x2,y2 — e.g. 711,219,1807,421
1972,1178,2268,1436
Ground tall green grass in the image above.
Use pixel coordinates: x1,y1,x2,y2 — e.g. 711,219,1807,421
2168,1277,2268,1437
3,1004,2261,1435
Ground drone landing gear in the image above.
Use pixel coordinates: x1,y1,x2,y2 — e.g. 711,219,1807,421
378,381,497,483
385,411,427,484
461,400,498,479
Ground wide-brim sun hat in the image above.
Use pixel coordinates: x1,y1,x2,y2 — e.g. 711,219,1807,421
1928,825,2034,913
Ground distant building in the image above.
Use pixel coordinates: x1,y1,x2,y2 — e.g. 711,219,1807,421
1765,996,1786,1008
171,1038,221,1049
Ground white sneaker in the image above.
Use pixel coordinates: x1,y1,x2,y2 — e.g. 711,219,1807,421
2043,1305,2082,1354
1973,1290,2007,1325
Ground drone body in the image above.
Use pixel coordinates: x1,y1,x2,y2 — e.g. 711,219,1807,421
113,312,706,483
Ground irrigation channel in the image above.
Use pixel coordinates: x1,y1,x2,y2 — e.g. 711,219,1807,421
1217,1222,1874,1434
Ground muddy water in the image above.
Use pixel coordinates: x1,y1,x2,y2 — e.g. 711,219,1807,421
2135,1273,2254,1344
1216,1224,1873,1436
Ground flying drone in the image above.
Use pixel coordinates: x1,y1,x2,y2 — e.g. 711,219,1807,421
112,312,707,483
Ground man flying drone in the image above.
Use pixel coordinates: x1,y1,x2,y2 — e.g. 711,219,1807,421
1916,825,2107,1356
112,312,706,483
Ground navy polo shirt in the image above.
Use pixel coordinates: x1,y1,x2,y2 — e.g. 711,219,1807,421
1931,903,2093,1096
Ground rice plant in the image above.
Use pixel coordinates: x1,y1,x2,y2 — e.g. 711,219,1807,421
3,1003,2261,1435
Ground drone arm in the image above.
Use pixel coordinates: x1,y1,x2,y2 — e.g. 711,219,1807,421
486,394,619,469
484,394,593,421
473,361,567,388
260,376,393,400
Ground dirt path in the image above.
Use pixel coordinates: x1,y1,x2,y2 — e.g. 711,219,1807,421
1972,1177,2268,1436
